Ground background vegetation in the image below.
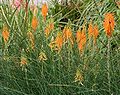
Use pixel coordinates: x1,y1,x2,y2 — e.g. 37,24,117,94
0,0,120,95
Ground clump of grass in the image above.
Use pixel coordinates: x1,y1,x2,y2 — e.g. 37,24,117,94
0,0,120,95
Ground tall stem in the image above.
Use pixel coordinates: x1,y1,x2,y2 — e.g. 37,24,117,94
107,38,111,93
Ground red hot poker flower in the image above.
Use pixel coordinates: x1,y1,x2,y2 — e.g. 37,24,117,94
63,26,73,45
88,21,93,39
2,25,9,44
31,16,38,31
76,29,86,52
103,13,115,37
41,3,48,22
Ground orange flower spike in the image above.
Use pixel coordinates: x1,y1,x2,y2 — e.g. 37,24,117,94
88,21,93,39
2,25,9,44
63,26,72,42
41,3,48,22
81,26,87,45
31,16,38,31
55,32,63,51
76,29,81,43
81,31,86,46
62,26,74,45
93,25,99,44
44,19,54,38
103,13,115,37
93,25,99,38
78,30,86,52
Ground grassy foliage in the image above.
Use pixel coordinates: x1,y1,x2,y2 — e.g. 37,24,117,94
0,0,120,95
